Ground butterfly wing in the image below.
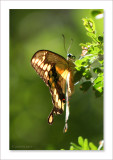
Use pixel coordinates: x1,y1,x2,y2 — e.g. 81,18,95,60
31,50,71,124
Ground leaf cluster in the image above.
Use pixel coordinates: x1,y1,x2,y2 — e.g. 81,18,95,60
61,136,104,150
74,18,104,97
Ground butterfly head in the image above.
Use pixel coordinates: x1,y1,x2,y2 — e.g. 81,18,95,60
67,53,75,62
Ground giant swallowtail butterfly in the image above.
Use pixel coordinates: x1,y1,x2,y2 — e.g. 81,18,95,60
31,50,75,132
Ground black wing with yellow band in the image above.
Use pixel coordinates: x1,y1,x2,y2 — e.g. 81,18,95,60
31,50,75,124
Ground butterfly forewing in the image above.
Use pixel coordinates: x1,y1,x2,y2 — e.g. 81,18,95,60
31,50,75,125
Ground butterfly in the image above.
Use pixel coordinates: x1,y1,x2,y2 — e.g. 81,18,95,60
31,50,75,132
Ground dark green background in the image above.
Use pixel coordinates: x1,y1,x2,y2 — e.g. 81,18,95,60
10,9,103,150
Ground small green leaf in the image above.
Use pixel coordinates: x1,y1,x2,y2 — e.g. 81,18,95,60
82,18,95,33
87,32,96,38
89,142,98,150
99,60,104,65
69,146,75,150
93,82,103,93
74,68,85,83
93,87,103,97
94,74,103,84
93,67,102,74
80,43,88,47
80,81,92,92
75,59,83,67
98,36,103,42
80,42,91,48
83,139,89,150
78,136,84,147
82,68,92,80
70,142,81,150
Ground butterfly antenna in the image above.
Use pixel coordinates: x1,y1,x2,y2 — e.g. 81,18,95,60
62,34,67,54
67,38,73,54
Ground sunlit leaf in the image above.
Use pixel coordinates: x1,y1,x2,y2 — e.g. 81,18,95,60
78,136,84,147
82,68,92,79
70,142,81,150
89,142,98,150
83,139,89,150
93,82,103,93
82,18,95,33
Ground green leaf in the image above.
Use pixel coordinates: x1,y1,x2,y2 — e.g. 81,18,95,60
78,136,84,147
89,142,98,150
94,73,103,84
93,81,103,93
98,36,103,43
83,139,89,150
80,43,88,47
87,32,96,39
69,146,75,150
82,18,95,33
75,59,83,67
93,88,103,97
93,67,102,74
77,17,104,96
70,142,81,150
99,60,104,65
82,68,92,80
80,81,92,92
74,68,85,83
61,136,103,150
80,42,91,48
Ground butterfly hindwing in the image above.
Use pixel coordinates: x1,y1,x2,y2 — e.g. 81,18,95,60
31,50,74,124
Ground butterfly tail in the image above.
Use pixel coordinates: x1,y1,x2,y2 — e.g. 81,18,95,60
48,109,54,124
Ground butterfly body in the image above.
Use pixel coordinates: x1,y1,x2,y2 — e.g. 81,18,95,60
31,50,75,125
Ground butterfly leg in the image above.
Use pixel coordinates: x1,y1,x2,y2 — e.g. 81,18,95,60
63,73,70,133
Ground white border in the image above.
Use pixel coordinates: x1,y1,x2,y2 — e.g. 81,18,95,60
1,1,112,160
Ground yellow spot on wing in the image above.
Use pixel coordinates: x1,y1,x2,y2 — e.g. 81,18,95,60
54,89,56,95
61,70,69,80
43,64,48,70
40,62,44,69
49,77,53,83
45,71,48,77
47,64,51,71
56,94,58,103
55,64,65,75
42,56,45,62
52,82,55,88
35,59,39,63
49,71,52,76
58,99,61,108
32,58,35,63
62,102,64,111
38,60,42,66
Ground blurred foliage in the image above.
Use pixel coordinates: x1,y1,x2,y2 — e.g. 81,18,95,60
10,9,103,150
62,136,104,150
75,18,104,97
91,9,104,19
